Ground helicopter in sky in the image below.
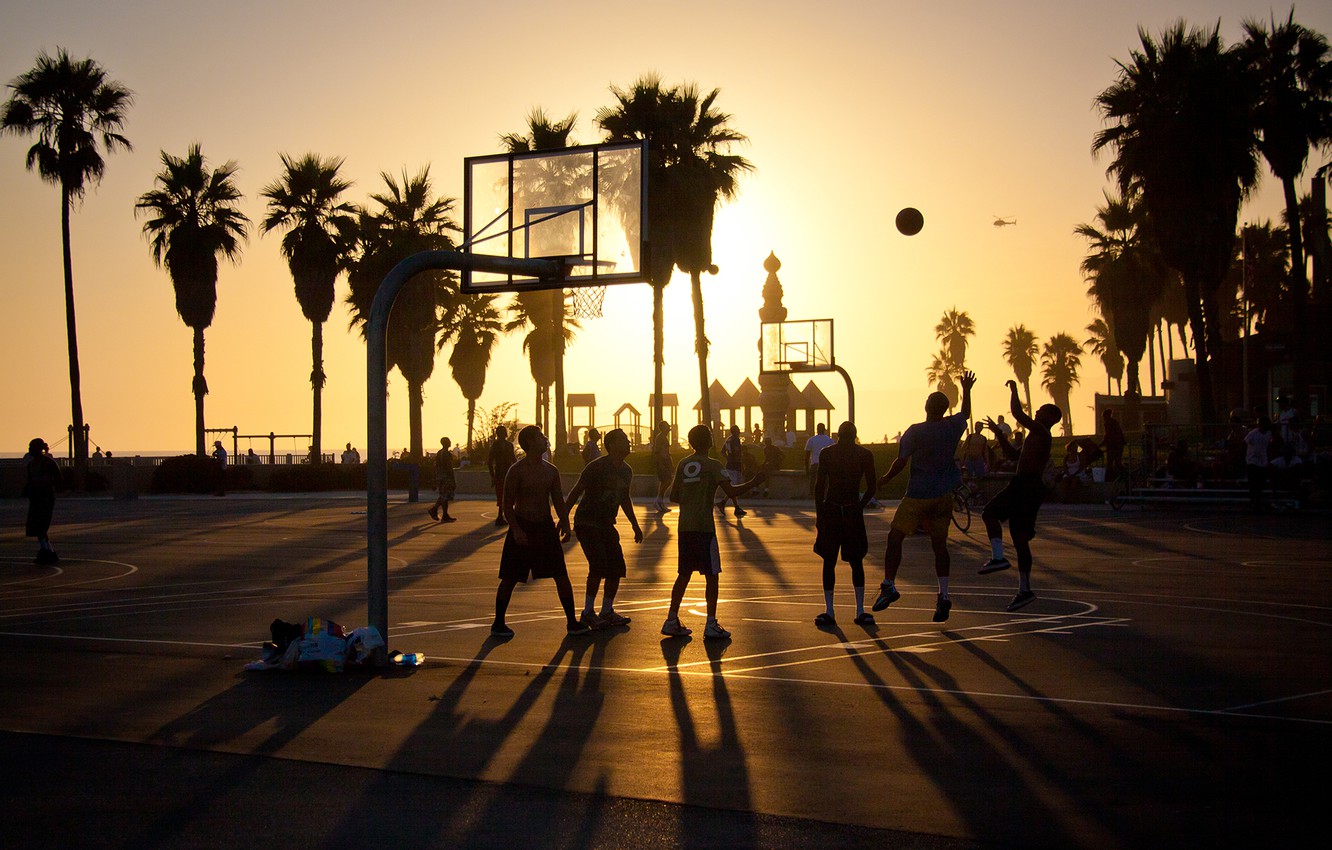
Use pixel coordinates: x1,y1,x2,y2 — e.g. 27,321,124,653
993,216,1017,227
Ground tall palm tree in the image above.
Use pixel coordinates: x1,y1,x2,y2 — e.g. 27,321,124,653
934,307,975,370
1083,317,1124,395
346,166,459,460
1002,324,1039,413
925,351,959,411
1041,333,1083,436
1242,13,1332,410
442,294,505,452
501,108,579,447
1094,22,1261,421
135,144,249,457
597,76,753,429
504,293,578,434
2,49,132,484
1075,189,1166,399
260,153,357,463
1237,220,1291,335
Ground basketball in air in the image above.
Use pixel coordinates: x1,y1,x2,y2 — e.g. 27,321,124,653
896,207,924,236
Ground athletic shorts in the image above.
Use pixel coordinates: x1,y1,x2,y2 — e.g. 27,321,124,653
576,524,626,579
983,474,1044,541
678,531,722,576
724,468,742,486
499,516,569,583
814,503,868,562
890,494,953,544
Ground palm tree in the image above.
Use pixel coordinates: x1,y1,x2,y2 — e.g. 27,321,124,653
1075,189,1166,399
1242,13,1332,409
346,166,459,460
504,293,578,434
1083,317,1124,395
925,351,959,411
500,108,580,447
597,76,753,429
1094,22,1261,421
1041,333,1083,436
2,49,132,485
1238,220,1291,335
935,307,975,370
135,145,249,457
1002,325,1039,413
442,294,505,452
260,153,358,463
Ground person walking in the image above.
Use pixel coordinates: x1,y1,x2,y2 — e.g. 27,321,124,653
428,437,457,523
23,437,62,565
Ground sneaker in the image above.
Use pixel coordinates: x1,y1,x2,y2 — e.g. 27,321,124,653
490,624,514,637
567,622,592,636
933,595,952,623
580,610,605,631
854,612,876,626
814,612,837,627
704,620,731,640
733,507,747,518
661,617,692,637
978,557,1012,575
441,515,457,523
1006,590,1037,611
600,611,632,627
871,582,901,612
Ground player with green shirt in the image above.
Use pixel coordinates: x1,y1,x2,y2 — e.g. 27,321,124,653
662,424,765,639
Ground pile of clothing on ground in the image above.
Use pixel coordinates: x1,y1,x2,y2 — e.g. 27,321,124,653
244,617,384,672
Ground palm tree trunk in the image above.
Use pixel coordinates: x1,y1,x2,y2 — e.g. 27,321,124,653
466,398,476,452
553,296,567,450
61,190,88,489
1022,379,1033,416
193,327,207,457
652,282,664,433
1147,332,1157,397
1183,278,1216,423
408,379,423,461
1057,390,1072,436
1157,322,1167,385
691,270,711,426
311,320,324,463
1283,176,1308,414
1126,357,1142,399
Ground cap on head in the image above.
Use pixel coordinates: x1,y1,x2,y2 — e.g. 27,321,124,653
687,424,712,451
518,425,545,454
925,392,949,417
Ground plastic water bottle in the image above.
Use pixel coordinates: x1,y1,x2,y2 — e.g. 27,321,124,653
397,652,424,666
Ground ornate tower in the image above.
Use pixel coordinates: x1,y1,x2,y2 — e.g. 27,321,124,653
758,252,793,443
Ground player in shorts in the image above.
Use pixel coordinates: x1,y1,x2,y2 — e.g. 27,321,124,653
717,425,747,517
662,424,765,639
874,370,976,623
565,428,642,630
813,421,877,627
978,379,1062,611
491,425,591,638
651,420,673,513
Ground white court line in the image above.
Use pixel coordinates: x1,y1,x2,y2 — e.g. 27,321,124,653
0,631,258,650
1219,688,1332,712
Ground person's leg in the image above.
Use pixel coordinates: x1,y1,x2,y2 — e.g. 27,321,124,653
493,578,518,629
600,575,621,616
850,559,866,616
441,498,454,521
980,503,1010,571
873,529,906,611
929,519,953,622
554,572,579,627
584,572,603,616
821,555,838,618
1014,536,1033,592
495,481,506,525
704,572,720,622
428,491,442,520
667,573,691,620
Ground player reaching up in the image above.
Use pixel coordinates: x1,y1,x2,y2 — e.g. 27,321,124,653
977,380,1062,611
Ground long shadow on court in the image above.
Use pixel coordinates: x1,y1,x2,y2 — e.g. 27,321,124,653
661,635,756,849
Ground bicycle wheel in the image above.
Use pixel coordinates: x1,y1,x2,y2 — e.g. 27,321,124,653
951,487,972,532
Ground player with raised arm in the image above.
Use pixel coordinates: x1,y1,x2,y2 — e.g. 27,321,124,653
978,379,1062,611
873,370,976,623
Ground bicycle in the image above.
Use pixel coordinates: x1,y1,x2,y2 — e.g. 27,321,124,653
951,476,986,532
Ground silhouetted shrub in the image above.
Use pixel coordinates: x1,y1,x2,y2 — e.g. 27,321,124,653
267,463,365,492
151,455,222,494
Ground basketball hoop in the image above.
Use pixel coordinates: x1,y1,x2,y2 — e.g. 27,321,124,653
568,285,606,320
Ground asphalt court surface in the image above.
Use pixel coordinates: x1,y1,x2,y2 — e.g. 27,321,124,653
1,494,1328,849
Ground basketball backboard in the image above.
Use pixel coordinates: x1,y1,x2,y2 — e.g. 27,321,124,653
461,141,648,293
760,319,834,374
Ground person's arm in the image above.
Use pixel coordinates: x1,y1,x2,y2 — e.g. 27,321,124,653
564,470,587,514
619,486,643,543
804,447,812,472
719,469,767,499
813,461,829,512
878,455,908,488
547,464,571,542
958,369,976,422
984,417,1020,461
503,466,525,543
1005,379,1037,431
859,454,877,509
669,462,683,503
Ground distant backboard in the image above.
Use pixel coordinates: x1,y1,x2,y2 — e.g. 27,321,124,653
760,319,834,374
461,141,648,293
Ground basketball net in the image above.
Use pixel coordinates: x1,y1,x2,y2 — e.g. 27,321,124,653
568,286,606,320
